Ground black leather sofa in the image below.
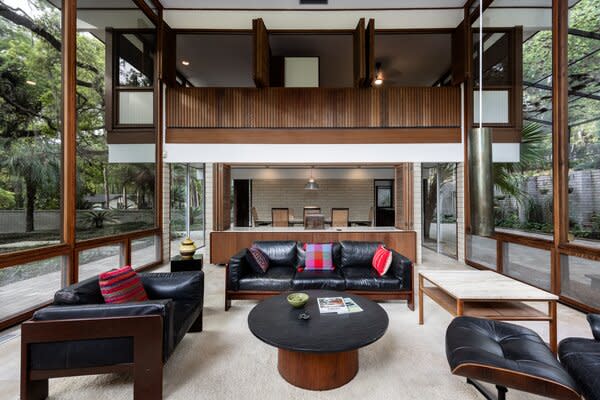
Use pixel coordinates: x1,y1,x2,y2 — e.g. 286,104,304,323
445,315,597,400
225,240,413,310
21,271,204,400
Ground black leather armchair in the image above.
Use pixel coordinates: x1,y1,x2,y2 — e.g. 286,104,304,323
559,314,600,400
21,271,204,400
225,240,414,311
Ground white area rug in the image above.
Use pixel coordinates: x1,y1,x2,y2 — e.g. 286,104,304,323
0,251,592,400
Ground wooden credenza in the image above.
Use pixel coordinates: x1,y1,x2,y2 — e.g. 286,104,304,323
210,229,416,265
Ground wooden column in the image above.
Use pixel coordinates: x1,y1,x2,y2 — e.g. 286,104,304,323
395,163,414,230
62,0,77,285
552,0,569,294
213,164,232,231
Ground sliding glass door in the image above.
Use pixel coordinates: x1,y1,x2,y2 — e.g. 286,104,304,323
422,163,458,258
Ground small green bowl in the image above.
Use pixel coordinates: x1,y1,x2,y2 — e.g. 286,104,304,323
287,292,309,308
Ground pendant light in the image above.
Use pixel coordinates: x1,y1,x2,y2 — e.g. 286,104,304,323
304,167,320,190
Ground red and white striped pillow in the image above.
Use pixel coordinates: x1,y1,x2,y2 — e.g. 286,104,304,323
99,265,148,304
372,245,393,277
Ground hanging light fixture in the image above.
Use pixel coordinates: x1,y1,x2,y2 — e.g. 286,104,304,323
374,62,383,85
304,167,320,190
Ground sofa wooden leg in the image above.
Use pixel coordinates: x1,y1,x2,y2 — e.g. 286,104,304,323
407,294,415,311
189,312,203,332
133,358,163,400
225,297,231,311
21,377,48,400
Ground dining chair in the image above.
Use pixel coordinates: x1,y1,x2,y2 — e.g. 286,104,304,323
252,207,270,227
303,206,321,223
331,208,350,227
272,208,290,227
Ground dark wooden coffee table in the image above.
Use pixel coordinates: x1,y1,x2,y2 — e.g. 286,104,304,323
247,290,388,390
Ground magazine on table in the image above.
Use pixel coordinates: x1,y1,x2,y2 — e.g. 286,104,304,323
317,297,347,314
317,297,364,314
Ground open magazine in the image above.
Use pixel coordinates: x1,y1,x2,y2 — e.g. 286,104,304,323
317,297,363,314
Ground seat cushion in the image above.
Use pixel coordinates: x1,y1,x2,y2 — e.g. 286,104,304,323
340,241,383,269
238,266,294,291
343,267,402,291
253,241,297,269
446,317,580,398
559,337,600,400
292,269,345,290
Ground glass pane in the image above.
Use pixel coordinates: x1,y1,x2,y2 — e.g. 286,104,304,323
567,0,600,243
486,1,554,236
170,164,206,256
0,1,62,254
504,243,551,290
561,254,600,308
118,33,155,87
118,91,154,124
78,245,124,281
466,234,496,269
76,1,156,240
0,257,65,320
131,235,159,269
422,164,457,258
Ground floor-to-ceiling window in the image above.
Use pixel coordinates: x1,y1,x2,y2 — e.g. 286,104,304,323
170,164,206,257
0,0,65,322
76,0,159,280
422,163,458,259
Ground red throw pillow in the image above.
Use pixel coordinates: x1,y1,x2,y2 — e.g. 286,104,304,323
372,245,393,277
99,265,148,304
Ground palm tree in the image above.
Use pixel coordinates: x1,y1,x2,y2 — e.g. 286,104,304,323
1,137,60,231
493,123,548,202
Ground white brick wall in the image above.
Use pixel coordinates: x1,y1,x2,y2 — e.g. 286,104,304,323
252,179,374,222
413,163,423,264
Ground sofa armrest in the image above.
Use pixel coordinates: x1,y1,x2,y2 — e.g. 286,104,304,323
228,248,249,291
587,314,600,341
139,271,204,303
389,250,412,290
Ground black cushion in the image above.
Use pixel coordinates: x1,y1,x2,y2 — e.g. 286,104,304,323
292,269,345,291
559,315,600,400
343,267,402,291
54,275,104,305
238,266,294,291
339,241,382,269
253,241,298,269
446,317,579,396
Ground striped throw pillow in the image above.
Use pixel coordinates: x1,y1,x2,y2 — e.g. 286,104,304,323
372,245,393,277
304,243,334,271
99,265,148,304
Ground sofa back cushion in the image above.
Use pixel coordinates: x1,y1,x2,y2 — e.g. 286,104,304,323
54,275,105,305
252,241,297,269
340,241,384,269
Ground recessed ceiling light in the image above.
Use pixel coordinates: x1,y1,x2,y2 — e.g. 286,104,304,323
181,60,190,66
26,80,36,86
374,79,383,86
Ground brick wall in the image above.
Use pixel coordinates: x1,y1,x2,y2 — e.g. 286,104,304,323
251,179,374,222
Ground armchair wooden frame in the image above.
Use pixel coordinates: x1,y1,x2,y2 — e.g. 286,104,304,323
21,315,164,400
271,208,290,227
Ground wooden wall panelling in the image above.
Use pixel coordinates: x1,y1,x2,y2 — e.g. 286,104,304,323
211,230,417,265
353,18,366,88
394,163,414,230
365,19,375,87
253,18,270,88
166,87,461,130
213,164,232,231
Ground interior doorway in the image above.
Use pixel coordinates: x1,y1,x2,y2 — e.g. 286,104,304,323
422,164,458,258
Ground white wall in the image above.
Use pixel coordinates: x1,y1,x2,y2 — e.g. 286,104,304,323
232,168,394,180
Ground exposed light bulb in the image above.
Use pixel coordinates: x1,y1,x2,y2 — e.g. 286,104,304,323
181,60,190,66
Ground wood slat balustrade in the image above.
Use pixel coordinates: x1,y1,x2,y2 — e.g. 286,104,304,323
166,87,460,129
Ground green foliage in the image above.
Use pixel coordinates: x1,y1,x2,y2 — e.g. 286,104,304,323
82,210,119,229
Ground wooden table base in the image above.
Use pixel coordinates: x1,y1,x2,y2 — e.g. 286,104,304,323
277,349,359,390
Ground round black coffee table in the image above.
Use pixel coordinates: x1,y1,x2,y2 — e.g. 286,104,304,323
247,290,389,390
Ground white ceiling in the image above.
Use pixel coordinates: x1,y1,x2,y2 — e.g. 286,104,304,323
160,0,467,9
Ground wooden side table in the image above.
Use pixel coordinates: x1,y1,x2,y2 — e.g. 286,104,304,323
171,254,203,272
